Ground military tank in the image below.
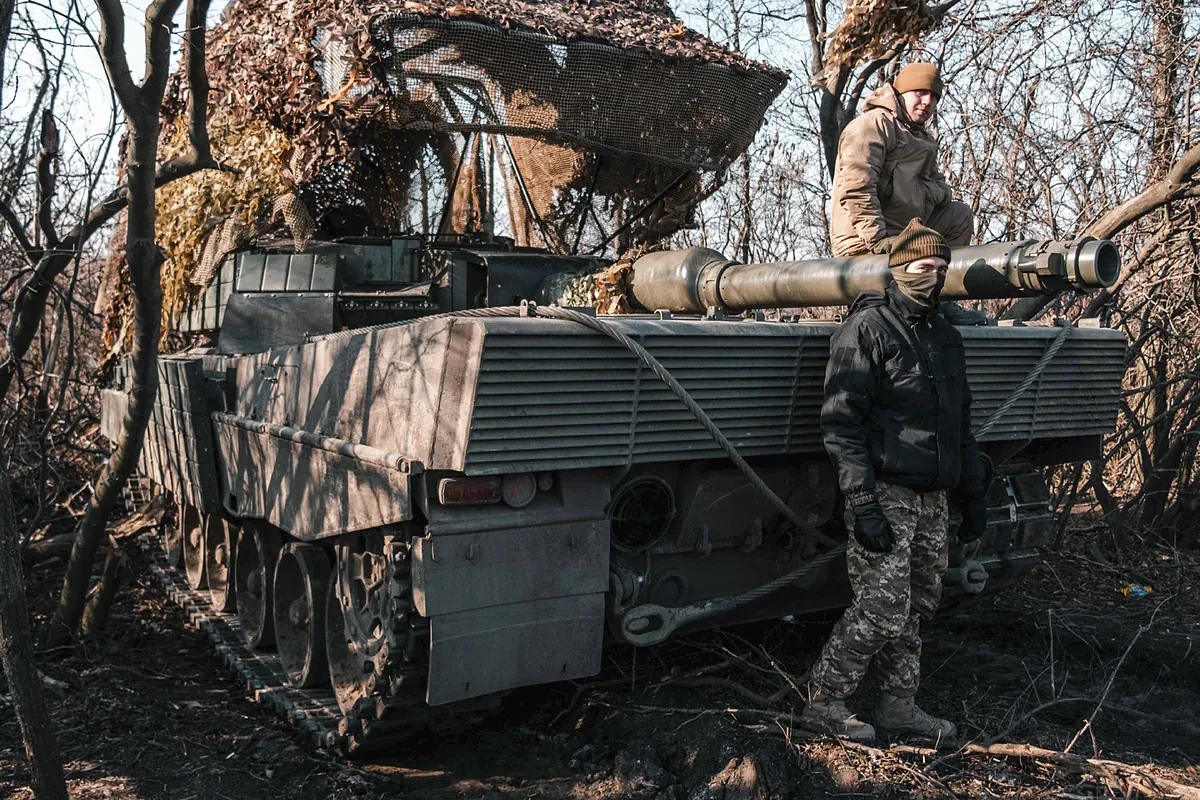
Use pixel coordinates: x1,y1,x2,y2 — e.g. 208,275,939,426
101,234,1125,751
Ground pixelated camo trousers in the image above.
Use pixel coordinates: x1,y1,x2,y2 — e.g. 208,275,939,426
811,481,949,698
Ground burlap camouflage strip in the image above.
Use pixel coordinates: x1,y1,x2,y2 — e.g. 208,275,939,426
811,480,949,699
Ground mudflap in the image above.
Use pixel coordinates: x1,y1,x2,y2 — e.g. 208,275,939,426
426,594,604,705
411,519,609,706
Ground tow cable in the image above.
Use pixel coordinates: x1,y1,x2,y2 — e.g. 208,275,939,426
344,303,1070,647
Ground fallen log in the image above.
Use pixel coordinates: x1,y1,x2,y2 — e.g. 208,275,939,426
841,740,1200,800
23,494,168,565
962,742,1200,800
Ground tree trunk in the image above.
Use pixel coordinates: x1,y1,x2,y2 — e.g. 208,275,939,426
80,546,124,640
0,468,68,800
46,109,164,647
0,4,68,795
0,253,73,402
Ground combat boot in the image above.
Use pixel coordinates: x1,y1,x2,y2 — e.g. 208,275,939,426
799,690,876,742
874,692,956,740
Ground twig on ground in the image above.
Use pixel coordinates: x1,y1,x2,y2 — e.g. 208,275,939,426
984,696,1089,745
669,676,784,708
833,740,1200,800
756,644,809,699
1064,597,1167,754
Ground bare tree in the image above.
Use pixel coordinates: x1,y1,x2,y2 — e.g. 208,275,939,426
1,0,221,651
44,0,219,645
0,2,70,797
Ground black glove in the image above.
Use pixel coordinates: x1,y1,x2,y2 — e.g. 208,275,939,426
849,491,895,554
956,454,993,544
958,494,987,543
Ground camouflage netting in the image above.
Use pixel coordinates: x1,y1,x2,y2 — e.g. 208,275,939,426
97,0,786,348
814,0,937,85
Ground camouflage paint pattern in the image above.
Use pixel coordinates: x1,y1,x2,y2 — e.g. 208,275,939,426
811,481,949,699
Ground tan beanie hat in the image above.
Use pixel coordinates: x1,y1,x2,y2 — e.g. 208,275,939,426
889,218,950,268
893,62,943,99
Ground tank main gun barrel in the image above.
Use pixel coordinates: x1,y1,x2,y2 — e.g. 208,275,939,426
629,239,1120,314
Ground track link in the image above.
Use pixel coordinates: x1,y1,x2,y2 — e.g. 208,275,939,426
138,536,491,755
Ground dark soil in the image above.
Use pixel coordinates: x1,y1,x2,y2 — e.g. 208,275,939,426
2,531,1198,799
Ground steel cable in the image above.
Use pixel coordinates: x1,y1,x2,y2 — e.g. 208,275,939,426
972,324,1072,439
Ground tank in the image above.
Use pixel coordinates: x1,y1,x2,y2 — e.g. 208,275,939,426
101,235,1128,752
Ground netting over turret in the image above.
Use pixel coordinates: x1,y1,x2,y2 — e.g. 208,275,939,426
96,0,787,353
359,13,785,171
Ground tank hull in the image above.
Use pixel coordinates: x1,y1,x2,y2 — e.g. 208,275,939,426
99,238,1127,750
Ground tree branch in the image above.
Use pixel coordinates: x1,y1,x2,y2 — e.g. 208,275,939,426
141,0,185,101
182,0,213,162
1088,141,1200,239
35,109,60,249
92,0,137,104
846,50,900,115
0,199,38,260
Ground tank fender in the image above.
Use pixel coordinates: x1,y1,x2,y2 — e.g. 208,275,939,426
212,413,415,539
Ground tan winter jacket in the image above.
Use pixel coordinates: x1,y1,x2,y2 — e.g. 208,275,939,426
830,86,953,256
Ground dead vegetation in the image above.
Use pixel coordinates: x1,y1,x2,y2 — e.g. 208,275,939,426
3,0,1200,797
1,522,1196,799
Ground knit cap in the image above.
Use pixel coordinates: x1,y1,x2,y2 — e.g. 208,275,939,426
888,218,951,268
893,62,943,99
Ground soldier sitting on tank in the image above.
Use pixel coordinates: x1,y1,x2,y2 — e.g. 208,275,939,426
800,219,987,743
831,60,986,325
830,61,972,257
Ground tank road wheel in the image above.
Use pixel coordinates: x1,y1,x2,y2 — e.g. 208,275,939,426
273,543,331,688
182,507,208,589
326,535,392,714
326,580,374,714
235,524,282,649
206,518,237,612
167,501,196,570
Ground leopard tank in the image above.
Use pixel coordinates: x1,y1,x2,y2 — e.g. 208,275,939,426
100,233,1126,751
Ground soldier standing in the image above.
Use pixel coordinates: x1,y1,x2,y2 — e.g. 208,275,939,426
800,219,987,742
829,62,974,258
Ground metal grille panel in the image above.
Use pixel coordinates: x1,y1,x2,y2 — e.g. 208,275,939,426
462,321,1125,474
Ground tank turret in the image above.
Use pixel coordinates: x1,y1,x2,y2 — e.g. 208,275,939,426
629,238,1120,314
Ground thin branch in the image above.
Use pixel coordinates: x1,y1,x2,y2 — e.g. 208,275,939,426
0,199,37,259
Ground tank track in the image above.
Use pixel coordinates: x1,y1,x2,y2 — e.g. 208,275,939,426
137,535,493,755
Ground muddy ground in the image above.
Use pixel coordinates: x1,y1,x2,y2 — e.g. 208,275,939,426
2,530,1198,799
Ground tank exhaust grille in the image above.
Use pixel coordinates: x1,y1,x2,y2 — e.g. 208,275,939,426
609,477,675,553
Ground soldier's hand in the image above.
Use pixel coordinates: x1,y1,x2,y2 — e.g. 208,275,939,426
849,493,895,553
958,495,987,543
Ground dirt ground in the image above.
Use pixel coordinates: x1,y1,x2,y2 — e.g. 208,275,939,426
2,530,1198,799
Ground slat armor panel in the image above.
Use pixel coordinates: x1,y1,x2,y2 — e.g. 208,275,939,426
461,320,1126,474
135,357,222,511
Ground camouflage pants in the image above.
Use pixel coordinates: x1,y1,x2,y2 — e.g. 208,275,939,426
831,201,975,257
811,481,949,699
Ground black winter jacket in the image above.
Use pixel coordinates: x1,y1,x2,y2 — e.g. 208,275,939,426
821,283,985,498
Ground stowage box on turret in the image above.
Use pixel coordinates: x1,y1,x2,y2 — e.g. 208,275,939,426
101,235,1126,751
